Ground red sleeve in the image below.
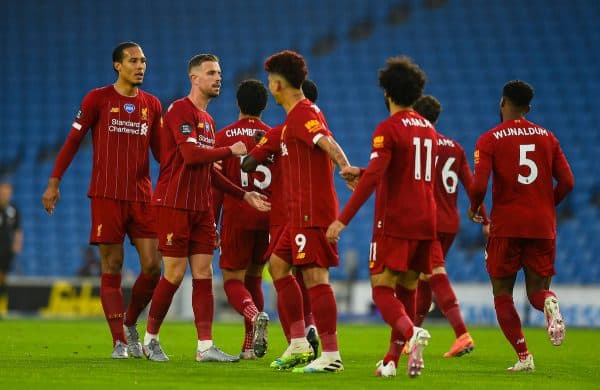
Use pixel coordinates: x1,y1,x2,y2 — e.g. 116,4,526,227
552,139,574,205
179,143,233,166
458,148,489,223
51,91,98,179
212,186,224,225
150,98,162,162
339,125,390,225
211,166,245,200
291,105,330,147
469,135,492,213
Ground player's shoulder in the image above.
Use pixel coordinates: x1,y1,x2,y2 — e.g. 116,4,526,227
137,89,162,106
82,85,113,101
290,99,322,119
165,97,189,114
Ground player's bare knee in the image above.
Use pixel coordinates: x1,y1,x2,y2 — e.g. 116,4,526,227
141,262,161,276
100,257,124,274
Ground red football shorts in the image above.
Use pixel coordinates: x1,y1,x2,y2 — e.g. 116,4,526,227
273,225,338,268
89,197,156,244
429,232,457,269
485,237,556,278
157,207,216,258
264,224,285,261
219,224,269,270
369,235,433,276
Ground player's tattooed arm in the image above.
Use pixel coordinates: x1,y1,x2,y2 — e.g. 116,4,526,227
317,136,358,190
317,136,350,169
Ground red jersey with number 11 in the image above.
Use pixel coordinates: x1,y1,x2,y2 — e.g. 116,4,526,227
339,110,437,239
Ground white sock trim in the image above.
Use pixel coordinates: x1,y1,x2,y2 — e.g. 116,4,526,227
143,332,158,345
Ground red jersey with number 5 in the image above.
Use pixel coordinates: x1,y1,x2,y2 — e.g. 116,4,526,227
471,118,574,238
215,118,272,230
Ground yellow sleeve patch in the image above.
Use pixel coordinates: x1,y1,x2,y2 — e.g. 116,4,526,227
258,136,268,145
304,119,323,133
474,149,480,165
373,136,385,148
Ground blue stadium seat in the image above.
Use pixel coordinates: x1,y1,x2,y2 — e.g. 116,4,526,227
2,0,598,284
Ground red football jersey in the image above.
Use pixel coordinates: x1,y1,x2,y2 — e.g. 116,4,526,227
51,85,162,202
153,97,218,211
339,110,437,240
215,117,272,230
434,133,473,233
248,125,286,227
280,99,338,228
471,118,574,238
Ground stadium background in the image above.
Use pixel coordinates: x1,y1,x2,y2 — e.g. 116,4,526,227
1,0,598,324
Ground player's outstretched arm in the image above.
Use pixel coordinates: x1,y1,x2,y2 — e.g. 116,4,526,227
316,136,357,190
316,136,350,169
552,145,575,205
42,178,61,215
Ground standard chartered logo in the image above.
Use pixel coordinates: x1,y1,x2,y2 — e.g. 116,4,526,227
108,118,148,136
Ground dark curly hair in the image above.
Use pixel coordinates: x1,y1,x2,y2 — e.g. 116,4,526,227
237,79,268,117
413,95,441,123
503,80,534,107
264,50,307,89
378,56,426,107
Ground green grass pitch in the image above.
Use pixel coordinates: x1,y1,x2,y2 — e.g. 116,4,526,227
1,319,599,389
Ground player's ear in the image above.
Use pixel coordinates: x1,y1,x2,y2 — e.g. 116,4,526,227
113,62,120,73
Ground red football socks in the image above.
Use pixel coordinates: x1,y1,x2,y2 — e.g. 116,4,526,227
273,275,305,339
415,279,432,326
100,273,125,344
396,284,416,321
224,279,259,321
244,275,264,311
372,286,414,341
124,272,159,327
430,274,468,337
494,295,529,357
192,278,214,340
146,277,179,335
296,271,315,327
308,284,339,352
528,290,556,312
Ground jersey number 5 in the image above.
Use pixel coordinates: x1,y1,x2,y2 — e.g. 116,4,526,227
239,157,272,190
518,144,538,185
413,137,433,181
